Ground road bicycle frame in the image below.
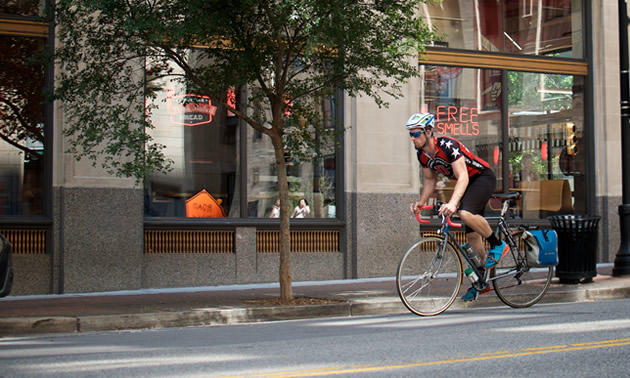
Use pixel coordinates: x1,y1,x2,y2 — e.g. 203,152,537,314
398,192,553,316
416,194,524,290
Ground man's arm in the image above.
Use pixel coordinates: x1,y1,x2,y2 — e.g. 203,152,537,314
411,167,438,213
440,157,468,217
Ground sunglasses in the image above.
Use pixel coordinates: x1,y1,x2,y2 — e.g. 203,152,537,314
409,130,424,138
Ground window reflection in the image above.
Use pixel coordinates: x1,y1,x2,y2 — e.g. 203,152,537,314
420,65,502,204
421,0,583,58
508,71,585,218
145,59,237,218
246,96,337,219
144,62,338,219
0,36,46,216
420,65,585,219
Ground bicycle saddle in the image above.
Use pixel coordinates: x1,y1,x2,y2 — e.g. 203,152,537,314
492,192,521,200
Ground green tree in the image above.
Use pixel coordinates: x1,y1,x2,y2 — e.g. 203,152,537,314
54,0,437,301
508,70,573,110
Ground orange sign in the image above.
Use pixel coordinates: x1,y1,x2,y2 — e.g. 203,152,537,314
185,189,226,218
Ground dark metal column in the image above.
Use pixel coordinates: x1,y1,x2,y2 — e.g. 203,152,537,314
613,0,630,276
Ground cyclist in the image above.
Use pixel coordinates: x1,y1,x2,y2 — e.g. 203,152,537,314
407,112,509,301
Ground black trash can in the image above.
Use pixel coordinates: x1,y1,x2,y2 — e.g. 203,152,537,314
549,215,600,284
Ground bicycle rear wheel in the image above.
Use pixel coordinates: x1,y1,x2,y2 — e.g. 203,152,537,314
396,236,462,316
492,233,553,308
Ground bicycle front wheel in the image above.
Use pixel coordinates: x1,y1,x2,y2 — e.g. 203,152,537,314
492,233,553,308
396,236,462,316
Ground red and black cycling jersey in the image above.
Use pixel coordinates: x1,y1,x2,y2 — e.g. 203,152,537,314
416,136,490,179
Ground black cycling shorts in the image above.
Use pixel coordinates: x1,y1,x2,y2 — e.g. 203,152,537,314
458,168,496,233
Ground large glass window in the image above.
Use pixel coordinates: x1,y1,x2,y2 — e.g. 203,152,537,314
508,71,585,217
420,64,586,220
0,35,46,216
421,0,583,58
246,96,337,219
420,65,503,203
145,60,239,218
145,65,339,219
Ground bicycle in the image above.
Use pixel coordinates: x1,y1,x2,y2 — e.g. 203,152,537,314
396,193,554,316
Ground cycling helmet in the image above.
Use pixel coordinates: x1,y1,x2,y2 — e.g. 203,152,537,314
405,113,435,130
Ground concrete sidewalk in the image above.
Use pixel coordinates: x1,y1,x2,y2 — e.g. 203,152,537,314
0,264,629,336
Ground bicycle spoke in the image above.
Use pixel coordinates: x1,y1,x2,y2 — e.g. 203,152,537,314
402,273,431,298
396,237,462,316
492,233,553,308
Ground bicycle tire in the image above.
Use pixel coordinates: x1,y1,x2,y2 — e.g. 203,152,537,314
396,236,463,316
492,232,553,308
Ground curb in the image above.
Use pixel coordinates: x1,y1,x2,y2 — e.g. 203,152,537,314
0,303,354,336
0,316,78,336
2,282,629,337
0,301,413,336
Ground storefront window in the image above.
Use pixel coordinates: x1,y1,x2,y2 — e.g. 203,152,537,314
145,64,338,219
508,71,585,218
420,64,585,219
0,35,46,216
145,60,239,218
246,98,337,219
421,0,583,59
420,65,503,202
245,93,337,219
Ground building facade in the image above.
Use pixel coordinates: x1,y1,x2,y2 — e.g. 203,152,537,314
1,0,626,295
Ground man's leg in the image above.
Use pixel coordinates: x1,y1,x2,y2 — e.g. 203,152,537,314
460,221,494,302
459,210,505,267
465,231,485,265
459,210,492,236
458,169,503,267
459,210,492,260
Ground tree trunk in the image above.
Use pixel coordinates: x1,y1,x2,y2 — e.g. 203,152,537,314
272,133,293,301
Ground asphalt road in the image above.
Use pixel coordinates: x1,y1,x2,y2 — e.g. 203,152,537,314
2,299,630,377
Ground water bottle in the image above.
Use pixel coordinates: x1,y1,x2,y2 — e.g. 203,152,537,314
462,243,482,268
464,267,479,283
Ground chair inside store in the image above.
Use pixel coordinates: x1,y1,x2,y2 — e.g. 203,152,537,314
518,179,574,218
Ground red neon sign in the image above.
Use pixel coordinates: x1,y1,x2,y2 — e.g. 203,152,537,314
227,87,236,117
434,105,480,136
166,90,217,126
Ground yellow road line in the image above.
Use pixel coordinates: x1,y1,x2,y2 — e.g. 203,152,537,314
478,350,511,356
220,338,630,378
521,345,567,351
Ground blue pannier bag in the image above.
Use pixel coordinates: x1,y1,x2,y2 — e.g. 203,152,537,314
523,229,558,267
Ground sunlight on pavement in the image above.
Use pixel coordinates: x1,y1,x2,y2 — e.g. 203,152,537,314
496,318,630,333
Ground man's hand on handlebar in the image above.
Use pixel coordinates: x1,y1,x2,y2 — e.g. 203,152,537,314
439,202,457,218
410,201,461,227
409,201,423,214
